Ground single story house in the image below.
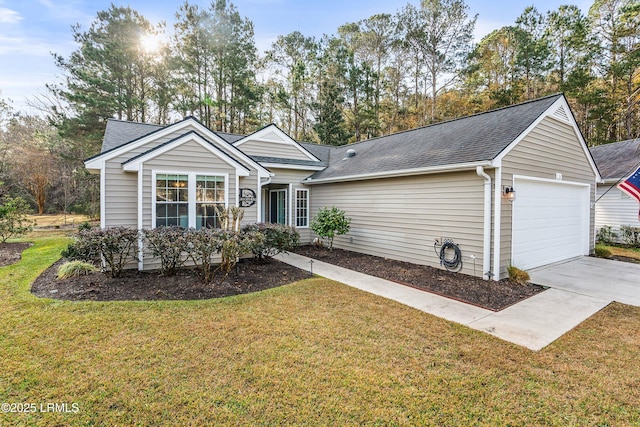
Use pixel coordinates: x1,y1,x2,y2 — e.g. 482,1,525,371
590,138,640,238
85,93,599,280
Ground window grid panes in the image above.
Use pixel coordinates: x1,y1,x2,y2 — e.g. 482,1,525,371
196,175,225,229
156,174,189,227
296,189,308,227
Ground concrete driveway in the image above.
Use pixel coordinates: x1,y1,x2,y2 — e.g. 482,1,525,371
529,257,640,307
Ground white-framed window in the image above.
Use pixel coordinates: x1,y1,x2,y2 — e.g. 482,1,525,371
155,174,189,227
153,171,228,229
295,189,309,228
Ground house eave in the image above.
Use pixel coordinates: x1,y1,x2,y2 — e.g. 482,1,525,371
303,160,493,185
259,162,325,171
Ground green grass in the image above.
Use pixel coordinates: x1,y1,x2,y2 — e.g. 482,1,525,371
1,233,640,425
605,244,640,261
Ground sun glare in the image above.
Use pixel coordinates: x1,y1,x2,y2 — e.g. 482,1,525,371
140,33,162,53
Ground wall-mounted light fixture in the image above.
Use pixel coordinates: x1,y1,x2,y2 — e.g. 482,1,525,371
503,186,516,202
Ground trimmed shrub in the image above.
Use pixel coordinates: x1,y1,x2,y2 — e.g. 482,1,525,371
507,265,530,285
61,229,101,264
596,225,617,245
0,196,35,243
142,226,189,276
594,244,612,258
185,228,225,284
310,206,351,250
242,223,299,262
57,261,98,279
620,225,640,247
63,227,138,278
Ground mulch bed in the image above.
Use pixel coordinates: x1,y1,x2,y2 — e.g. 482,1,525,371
0,242,33,267
294,246,546,311
31,258,311,301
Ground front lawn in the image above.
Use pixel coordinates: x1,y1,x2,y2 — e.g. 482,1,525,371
1,234,639,425
604,244,640,261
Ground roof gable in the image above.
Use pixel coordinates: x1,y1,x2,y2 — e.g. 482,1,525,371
493,95,599,180
122,131,250,176
85,117,271,177
233,124,320,162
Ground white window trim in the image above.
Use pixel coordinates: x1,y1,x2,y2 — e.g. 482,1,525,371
152,170,229,229
294,188,310,229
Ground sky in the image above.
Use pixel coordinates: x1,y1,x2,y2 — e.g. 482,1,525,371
0,0,593,114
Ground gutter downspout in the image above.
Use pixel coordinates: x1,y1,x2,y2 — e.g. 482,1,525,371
476,166,492,280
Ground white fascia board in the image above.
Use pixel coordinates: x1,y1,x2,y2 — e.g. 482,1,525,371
259,162,325,171
122,133,250,176
233,124,321,162
493,96,601,181
303,161,492,185
85,117,271,177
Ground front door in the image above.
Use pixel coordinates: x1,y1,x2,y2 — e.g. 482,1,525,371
269,189,287,224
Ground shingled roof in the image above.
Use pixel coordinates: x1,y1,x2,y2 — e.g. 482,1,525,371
101,119,164,153
101,118,250,154
590,138,640,181
305,94,563,182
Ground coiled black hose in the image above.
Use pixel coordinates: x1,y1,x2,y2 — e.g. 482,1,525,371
434,241,463,272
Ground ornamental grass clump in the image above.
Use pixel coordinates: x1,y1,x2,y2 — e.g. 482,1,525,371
594,244,612,258
507,265,530,285
56,260,98,279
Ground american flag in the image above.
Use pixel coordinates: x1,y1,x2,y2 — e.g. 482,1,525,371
618,165,640,220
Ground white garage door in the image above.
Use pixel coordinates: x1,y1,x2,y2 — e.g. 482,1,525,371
512,178,590,270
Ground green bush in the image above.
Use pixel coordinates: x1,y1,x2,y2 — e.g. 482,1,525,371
78,221,93,231
507,265,530,285
185,228,224,284
63,227,138,278
310,206,351,250
594,244,612,258
142,226,189,276
620,225,640,247
596,225,618,245
56,261,98,279
242,223,299,261
0,196,35,243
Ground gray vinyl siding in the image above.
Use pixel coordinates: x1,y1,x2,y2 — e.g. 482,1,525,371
310,171,486,278
138,140,242,270
500,116,596,278
268,168,314,184
102,127,210,228
238,139,311,161
595,185,640,239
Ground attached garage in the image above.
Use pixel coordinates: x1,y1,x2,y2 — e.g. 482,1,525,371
511,177,590,270
305,94,599,280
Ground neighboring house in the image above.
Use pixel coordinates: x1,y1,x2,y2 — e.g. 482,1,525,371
590,138,640,239
85,93,599,279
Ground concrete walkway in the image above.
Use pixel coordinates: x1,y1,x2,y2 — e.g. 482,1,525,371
277,253,611,351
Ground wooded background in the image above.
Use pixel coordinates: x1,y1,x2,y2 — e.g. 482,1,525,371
0,0,638,216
